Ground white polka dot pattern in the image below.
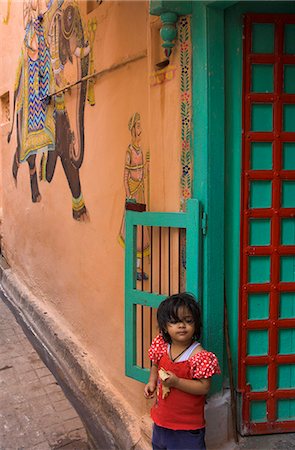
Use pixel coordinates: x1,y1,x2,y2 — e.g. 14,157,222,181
190,351,221,379
148,334,221,378
148,334,168,364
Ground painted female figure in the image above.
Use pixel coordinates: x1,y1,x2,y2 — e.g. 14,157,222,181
118,113,150,279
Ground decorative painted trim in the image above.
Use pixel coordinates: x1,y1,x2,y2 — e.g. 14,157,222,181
179,16,192,211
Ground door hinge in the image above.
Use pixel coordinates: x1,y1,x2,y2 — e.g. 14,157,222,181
201,212,207,235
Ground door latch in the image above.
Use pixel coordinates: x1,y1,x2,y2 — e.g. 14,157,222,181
201,212,207,235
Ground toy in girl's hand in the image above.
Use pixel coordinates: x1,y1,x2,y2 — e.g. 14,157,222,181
159,368,170,398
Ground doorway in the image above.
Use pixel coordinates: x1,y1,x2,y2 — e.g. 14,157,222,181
225,4,295,434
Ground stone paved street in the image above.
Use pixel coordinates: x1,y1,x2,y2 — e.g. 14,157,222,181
0,296,89,450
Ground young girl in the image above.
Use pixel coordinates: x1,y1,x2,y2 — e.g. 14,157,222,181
144,293,220,450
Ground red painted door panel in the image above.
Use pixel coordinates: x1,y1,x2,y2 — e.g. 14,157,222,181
240,14,295,434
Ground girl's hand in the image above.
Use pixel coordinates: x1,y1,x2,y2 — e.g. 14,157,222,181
164,372,211,396
144,381,157,399
162,371,179,388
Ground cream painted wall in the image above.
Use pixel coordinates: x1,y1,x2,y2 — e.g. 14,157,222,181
0,0,182,419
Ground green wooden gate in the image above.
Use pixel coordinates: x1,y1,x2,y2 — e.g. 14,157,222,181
125,198,202,383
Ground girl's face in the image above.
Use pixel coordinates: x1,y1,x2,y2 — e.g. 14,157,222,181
166,306,195,345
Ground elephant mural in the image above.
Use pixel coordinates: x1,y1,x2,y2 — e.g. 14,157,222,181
8,0,90,221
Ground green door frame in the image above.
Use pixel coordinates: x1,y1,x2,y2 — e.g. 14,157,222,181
192,1,228,392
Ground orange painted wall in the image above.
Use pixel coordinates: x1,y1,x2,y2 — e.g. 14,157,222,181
0,0,182,420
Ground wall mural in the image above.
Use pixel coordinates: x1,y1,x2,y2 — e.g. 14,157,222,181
3,0,11,24
8,0,96,221
118,113,150,281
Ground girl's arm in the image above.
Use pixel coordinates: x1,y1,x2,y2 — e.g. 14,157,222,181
144,363,158,398
163,371,211,395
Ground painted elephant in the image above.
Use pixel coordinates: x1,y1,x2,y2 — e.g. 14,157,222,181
8,1,90,221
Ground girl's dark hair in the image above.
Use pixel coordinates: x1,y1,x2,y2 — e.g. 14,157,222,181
157,292,202,343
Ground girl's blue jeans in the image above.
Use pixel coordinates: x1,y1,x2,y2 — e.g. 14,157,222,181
152,423,206,450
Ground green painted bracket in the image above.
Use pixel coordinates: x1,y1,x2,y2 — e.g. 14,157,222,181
150,1,192,16
160,12,178,57
150,0,192,58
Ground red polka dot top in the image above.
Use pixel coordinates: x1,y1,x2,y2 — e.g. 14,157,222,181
148,334,221,430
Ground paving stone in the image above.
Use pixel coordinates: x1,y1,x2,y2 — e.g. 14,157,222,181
44,382,63,394
25,382,47,398
0,297,89,450
35,402,56,417
52,438,90,450
53,399,73,412
63,417,86,434
9,390,27,403
36,366,52,378
13,362,33,373
48,390,66,403
45,424,67,446
32,442,51,450
68,429,88,441
31,360,47,370
40,373,59,386
18,369,39,383
59,407,80,422
9,355,30,366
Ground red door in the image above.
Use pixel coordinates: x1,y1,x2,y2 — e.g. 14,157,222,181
240,14,295,434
